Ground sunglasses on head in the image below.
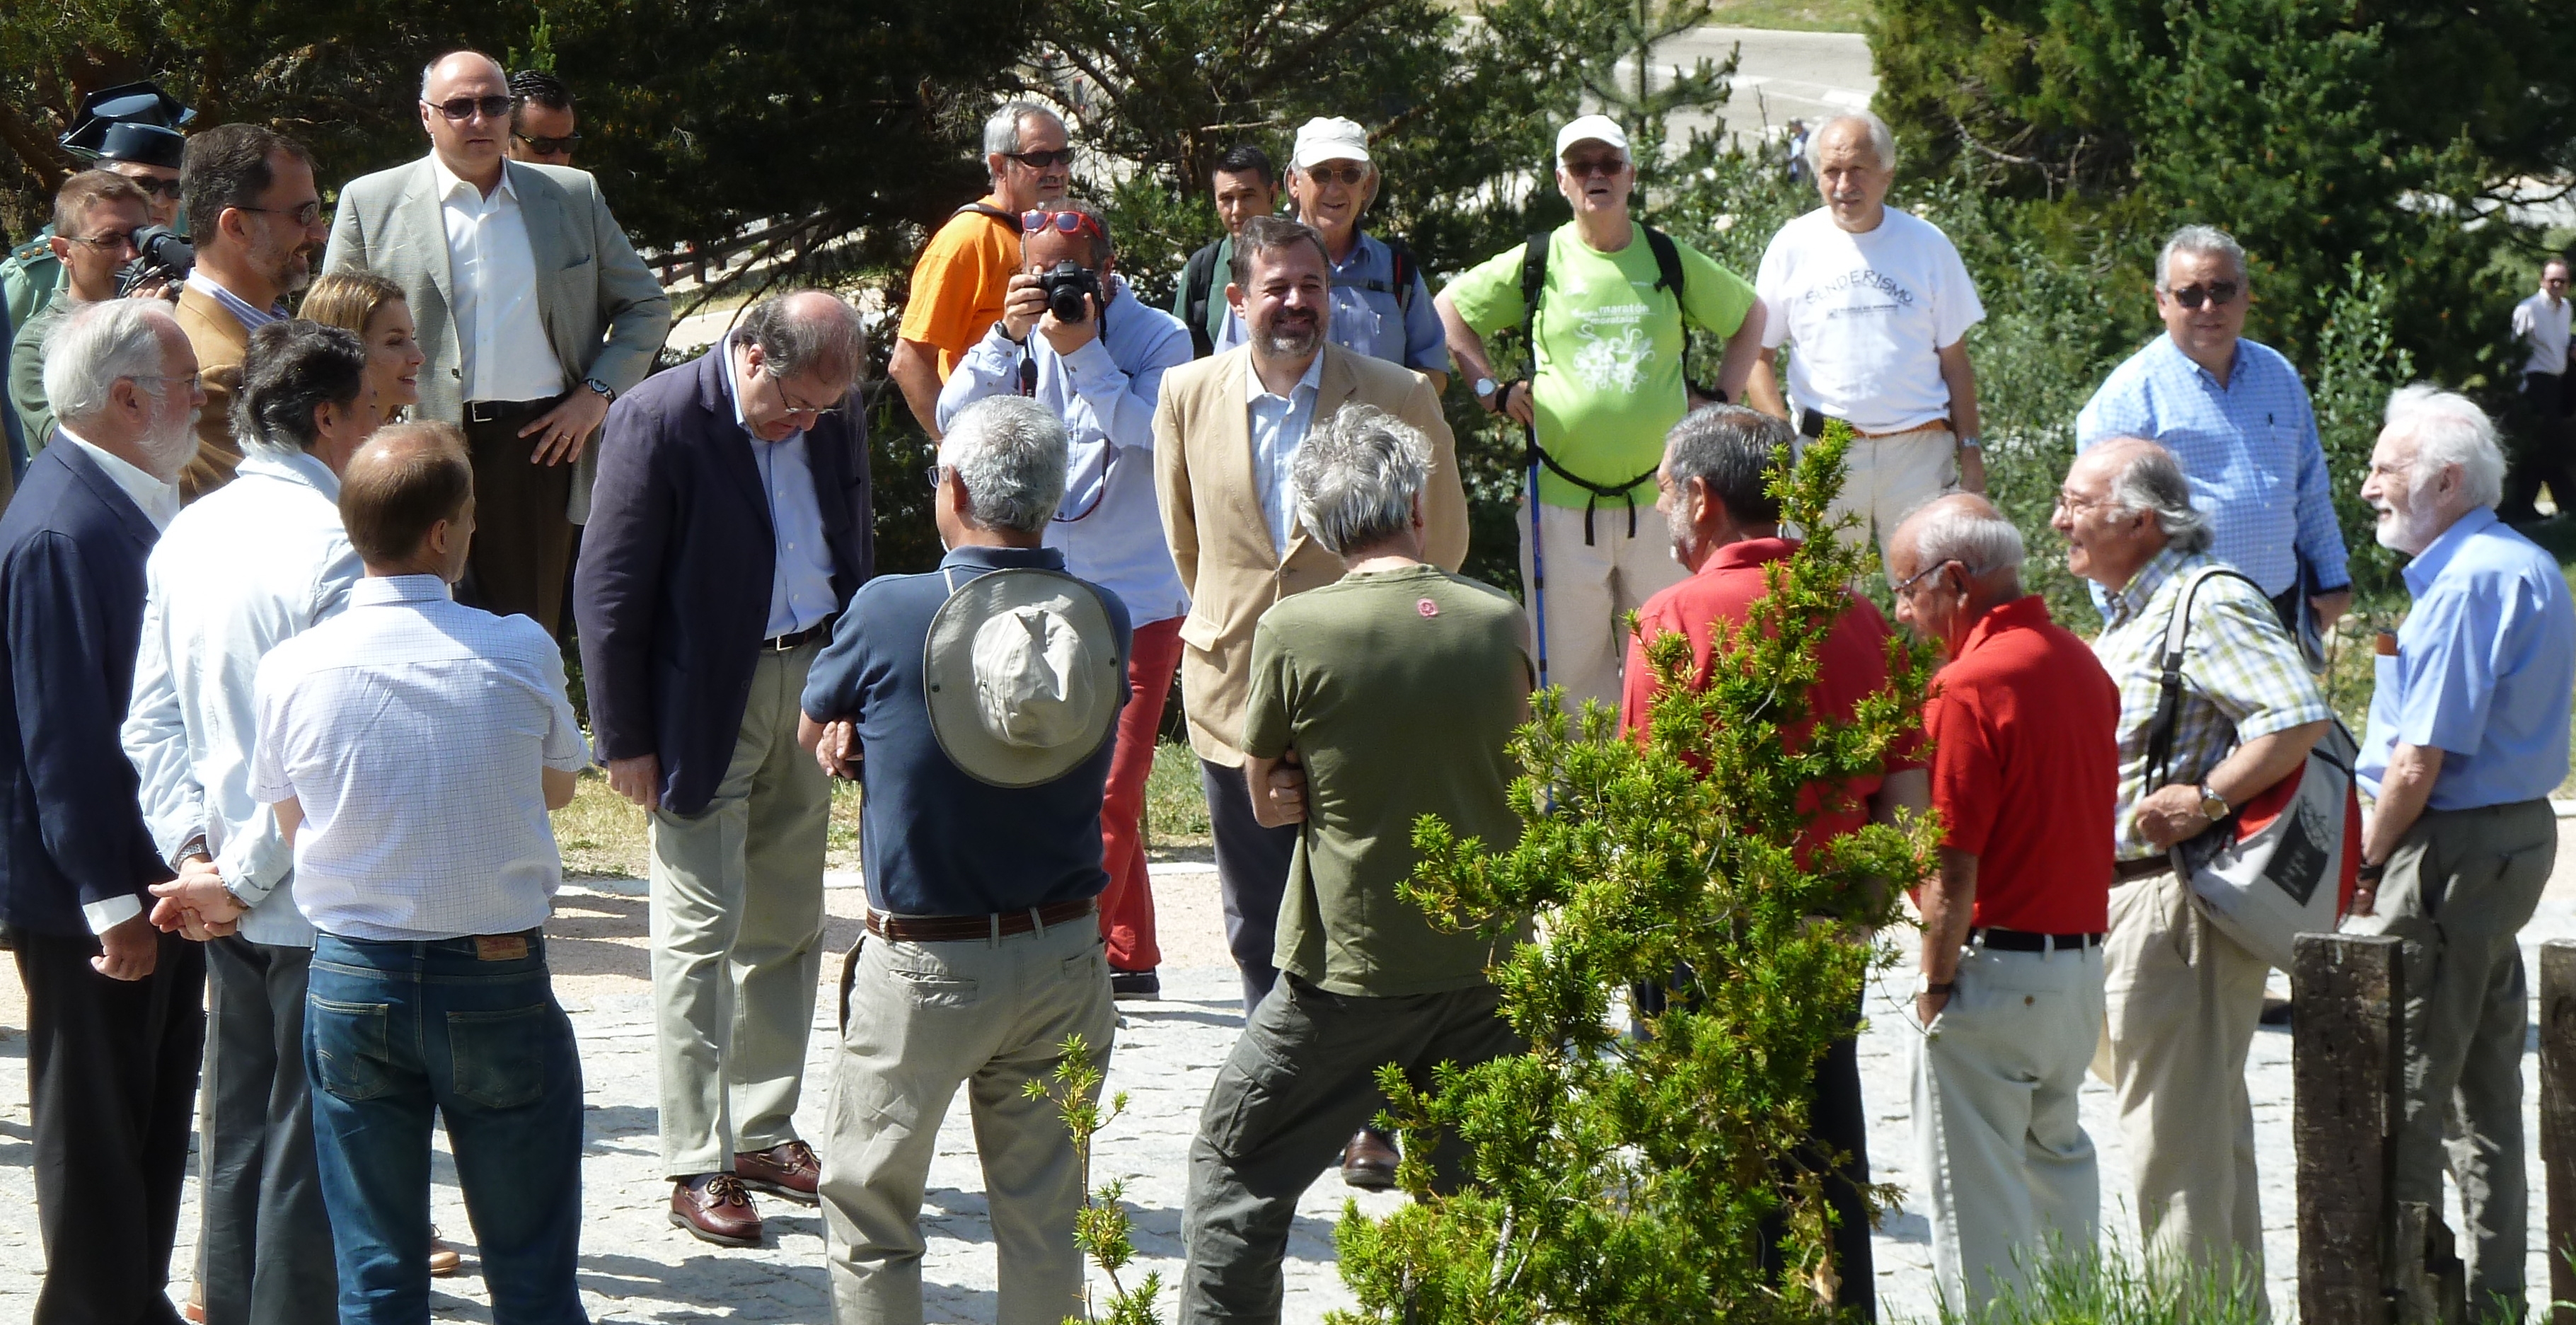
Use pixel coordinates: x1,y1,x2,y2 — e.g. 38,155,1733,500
1302,164,1368,187
2167,280,2241,310
425,95,514,122
514,132,582,155
1022,209,1104,241
1006,148,1075,170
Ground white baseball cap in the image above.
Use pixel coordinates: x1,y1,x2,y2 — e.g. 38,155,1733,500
1556,115,1631,161
1291,117,1372,170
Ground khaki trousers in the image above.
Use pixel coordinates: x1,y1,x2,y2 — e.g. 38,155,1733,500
821,918,1115,1325
649,641,831,1178
1515,496,1688,714
2376,798,2554,1317
2096,867,2271,1317
1816,424,1958,576
1912,940,2104,1314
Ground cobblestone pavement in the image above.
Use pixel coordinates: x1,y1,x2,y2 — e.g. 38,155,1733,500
3,862,2571,1324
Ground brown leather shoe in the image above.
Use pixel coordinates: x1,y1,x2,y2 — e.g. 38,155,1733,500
1340,1127,1398,1191
669,1172,762,1246
183,1283,204,1324
734,1140,821,1206
427,1229,461,1276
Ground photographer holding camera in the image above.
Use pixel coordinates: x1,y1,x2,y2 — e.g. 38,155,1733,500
10,172,154,455
935,201,1192,999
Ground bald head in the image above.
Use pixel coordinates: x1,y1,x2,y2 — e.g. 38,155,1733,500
420,50,513,186
1889,494,2026,652
342,422,475,577
734,289,865,441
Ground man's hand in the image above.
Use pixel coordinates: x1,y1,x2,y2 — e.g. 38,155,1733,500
519,388,611,466
149,857,247,939
1037,291,1102,357
2132,782,2211,850
998,272,1051,345
2309,589,2352,635
1914,990,1951,1026
813,719,860,780
606,753,662,810
1246,749,1307,828
1498,380,1536,429
93,913,160,980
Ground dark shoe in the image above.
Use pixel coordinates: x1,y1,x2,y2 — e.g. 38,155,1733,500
2260,995,2293,1026
669,1173,762,1246
427,1229,461,1276
734,1140,821,1205
1110,967,1160,1000
1341,1128,1398,1191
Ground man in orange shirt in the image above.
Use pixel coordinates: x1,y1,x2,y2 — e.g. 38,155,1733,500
1619,404,1925,1320
886,100,1072,439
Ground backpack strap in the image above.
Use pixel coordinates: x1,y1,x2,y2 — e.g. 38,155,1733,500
1512,229,1656,544
1642,225,1686,300
2143,565,2269,790
954,202,1017,227
1179,241,1221,359
1329,233,1419,312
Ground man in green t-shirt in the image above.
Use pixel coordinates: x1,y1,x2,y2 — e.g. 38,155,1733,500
1437,115,1765,715
1178,403,1532,1324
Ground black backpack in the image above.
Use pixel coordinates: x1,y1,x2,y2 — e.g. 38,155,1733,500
1178,229,1421,360
1514,225,1719,542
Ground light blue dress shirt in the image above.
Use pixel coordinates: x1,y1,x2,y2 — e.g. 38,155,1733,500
2076,335,2350,598
937,279,1194,623
720,338,838,637
2359,506,2576,809
1246,352,1327,559
1214,230,1450,376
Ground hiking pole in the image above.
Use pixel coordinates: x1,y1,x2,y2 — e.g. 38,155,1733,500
1525,419,1550,693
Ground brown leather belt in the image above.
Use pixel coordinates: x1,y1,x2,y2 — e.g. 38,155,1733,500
2113,856,2171,884
865,898,1095,943
1799,408,1953,441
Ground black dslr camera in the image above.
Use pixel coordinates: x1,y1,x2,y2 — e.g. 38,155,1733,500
1035,261,1102,323
117,225,193,297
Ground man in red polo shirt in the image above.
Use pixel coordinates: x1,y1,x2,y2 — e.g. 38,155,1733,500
1886,494,2119,1314
1620,405,1927,1322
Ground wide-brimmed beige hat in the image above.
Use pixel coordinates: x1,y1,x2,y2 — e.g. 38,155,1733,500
925,568,1121,788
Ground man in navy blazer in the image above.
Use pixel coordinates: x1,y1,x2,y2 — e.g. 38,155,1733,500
0,299,207,1323
574,289,874,1246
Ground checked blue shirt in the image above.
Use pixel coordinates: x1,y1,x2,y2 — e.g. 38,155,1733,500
2077,335,2350,600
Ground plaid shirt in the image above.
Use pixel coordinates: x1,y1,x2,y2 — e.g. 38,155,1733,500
2092,546,2330,860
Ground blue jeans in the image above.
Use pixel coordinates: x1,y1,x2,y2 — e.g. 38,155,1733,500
306,930,588,1325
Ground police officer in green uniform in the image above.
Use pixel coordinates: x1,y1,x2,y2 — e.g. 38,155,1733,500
1,82,191,326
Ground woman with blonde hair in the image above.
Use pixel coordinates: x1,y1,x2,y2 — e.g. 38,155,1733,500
301,268,423,425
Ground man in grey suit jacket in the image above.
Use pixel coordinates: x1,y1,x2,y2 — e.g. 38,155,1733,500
322,48,670,638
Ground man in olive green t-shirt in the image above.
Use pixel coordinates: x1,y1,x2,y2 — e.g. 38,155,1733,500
1436,115,1765,717
1177,403,1532,1325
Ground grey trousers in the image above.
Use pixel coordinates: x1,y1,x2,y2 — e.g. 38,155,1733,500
199,935,336,1325
2379,797,2555,1319
1199,758,1298,1014
1179,977,1520,1324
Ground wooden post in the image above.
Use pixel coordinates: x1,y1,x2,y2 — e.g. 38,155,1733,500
2543,940,2576,1325
2294,932,2406,1325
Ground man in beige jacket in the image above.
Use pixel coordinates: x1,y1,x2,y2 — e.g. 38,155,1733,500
1154,214,1467,1182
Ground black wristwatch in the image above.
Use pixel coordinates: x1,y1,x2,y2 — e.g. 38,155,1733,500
2357,861,2387,884
584,377,616,404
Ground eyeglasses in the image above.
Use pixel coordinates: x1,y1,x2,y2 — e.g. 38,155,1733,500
115,175,183,201
130,372,202,395
1891,560,1953,600
2166,281,2241,310
514,132,582,155
238,200,324,228
1021,209,1104,241
923,463,949,492
1564,156,1629,178
763,366,843,421
1301,164,1368,187
1005,149,1075,170
67,228,141,253
2053,489,2112,515
424,95,514,122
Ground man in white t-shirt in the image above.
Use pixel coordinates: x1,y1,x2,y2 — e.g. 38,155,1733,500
1744,112,1986,572
2503,256,2572,521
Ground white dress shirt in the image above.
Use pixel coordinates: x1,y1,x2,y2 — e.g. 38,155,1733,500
251,575,591,941
123,449,361,947
1244,352,1326,560
52,425,180,932
433,156,568,403
718,339,838,637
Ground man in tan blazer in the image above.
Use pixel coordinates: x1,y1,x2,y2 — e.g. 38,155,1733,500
173,124,332,501
1155,214,1467,1022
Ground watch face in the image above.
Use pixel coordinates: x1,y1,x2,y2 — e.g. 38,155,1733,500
1475,378,1497,398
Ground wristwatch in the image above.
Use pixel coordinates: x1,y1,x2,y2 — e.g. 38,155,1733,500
1474,377,1506,412
1913,973,1956,996
2197,783,2230,821
1956,434,1982,450
584,377,616,404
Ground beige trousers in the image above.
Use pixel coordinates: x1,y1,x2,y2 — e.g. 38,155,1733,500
1515,496,1689,714
1816,424,1958,576
2096,867,2271,1317
821,918,1116,1325
1912,940,2105,1314
648,642,831,1177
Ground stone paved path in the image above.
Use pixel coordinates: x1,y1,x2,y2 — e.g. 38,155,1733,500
4,863,2570,1324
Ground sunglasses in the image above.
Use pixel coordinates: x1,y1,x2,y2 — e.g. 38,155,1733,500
117,175,183,201
1564,156,1629,178
1005,148,1075,170
1021,209,1104,241
2167,281,2241,310
514,132,582,155
1302,164,1368,187
425,95,514,122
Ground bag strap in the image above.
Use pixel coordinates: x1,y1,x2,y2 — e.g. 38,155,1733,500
954,202,1017,227
2143,565,2269,790
1642,225,1686,300
1511,228,1659,543
1180,243,1220,357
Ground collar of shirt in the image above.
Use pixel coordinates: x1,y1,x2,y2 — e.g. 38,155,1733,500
1242,347,1325,406
1955,594,2052,660
350,573,452,608
183,269,285,330
235,445,342,500
2401,505,2499,598
430,151,516,208
2108,543,2195,628
56,423,179,528
1702,535,1800,574
940,543,1068,577
2153,331,2245,390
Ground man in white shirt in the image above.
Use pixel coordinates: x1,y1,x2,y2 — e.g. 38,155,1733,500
1743,112,1987,572
125,319,374,1325
324,48,671,638
174,123,332,500
2503,256,2573,521
252,422,593,1323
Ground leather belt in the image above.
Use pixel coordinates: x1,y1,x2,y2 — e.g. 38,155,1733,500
2113,856,2171,884
865,898,1095,943
767,619,834,652
463,397,557,424
1973,927,2103,952
1799,408,1952,441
